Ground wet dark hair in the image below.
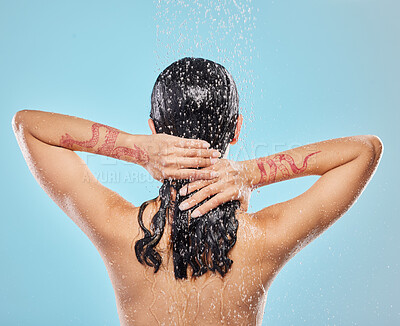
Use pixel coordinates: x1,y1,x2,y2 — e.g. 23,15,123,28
135,57,240,279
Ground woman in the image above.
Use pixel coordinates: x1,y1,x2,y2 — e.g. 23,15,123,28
12,57,383,325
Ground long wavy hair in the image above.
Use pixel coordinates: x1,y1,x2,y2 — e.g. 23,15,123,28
135,57,240,279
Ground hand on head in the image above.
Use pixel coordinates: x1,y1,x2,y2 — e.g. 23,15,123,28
177,159,252,217
138,133,222,182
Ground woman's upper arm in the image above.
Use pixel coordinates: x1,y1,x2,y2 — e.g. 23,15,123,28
256,136,383,263
13,117,132,242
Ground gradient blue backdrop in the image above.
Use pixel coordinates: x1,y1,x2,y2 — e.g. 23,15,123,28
1,0,398,325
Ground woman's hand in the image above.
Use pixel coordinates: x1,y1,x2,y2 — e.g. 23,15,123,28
10,110,222,183
177,159,256,217
136,134,221,182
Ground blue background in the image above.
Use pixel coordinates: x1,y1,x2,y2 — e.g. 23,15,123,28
1,0,398,325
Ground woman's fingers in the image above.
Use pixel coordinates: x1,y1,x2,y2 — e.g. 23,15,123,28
178,183,221,211
174,138,210,149
168,169,218,181
174,157,219,168
191,192,233,217
158,147,221,169
179,179,214,196
173,147,221,168
174,147,220,158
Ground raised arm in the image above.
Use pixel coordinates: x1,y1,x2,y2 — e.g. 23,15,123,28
12,109,220,242
178,135,383,261
252,135,382,260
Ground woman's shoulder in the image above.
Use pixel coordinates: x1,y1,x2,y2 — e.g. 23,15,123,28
96,194,141,246
233,210,267,247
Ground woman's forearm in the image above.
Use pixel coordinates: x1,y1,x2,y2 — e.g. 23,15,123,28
245,135,382,188
162,135,383,216
13,109,149,165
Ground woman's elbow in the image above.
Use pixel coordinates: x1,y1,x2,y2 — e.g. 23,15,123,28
12,110,31,136
369,135,383,154
365,135,383,155
364,135,383,167
12,110,27,124
12,111,24,133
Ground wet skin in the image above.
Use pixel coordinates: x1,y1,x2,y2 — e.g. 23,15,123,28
12,110,383,325
101,199,272,325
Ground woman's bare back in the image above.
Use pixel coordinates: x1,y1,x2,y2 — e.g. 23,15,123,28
98,198,278,326
12,109,382,325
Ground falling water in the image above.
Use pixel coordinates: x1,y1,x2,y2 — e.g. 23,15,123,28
154,0,258,160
